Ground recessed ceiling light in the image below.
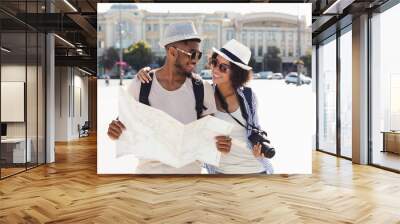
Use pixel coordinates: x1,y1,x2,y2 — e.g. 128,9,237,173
1,47,11,53
323,0,355,15
78,67,93,76
63,0,78,12
54,34,75,48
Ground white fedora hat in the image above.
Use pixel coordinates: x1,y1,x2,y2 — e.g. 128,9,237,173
159,21,202,48
212,39,252,71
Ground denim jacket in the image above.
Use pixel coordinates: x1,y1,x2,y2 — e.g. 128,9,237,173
204,86,274,174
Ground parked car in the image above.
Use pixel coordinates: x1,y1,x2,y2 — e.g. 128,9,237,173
252,72,261,79
148,63,160,69
302,75,312,84
271,73,283,80
285,72,311,85
124,71,134,79
258,71,273,79
200,69,212,79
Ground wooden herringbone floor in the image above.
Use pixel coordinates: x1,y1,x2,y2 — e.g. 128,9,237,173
1,134,400,224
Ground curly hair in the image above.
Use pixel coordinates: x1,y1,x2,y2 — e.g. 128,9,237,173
211,52,251,89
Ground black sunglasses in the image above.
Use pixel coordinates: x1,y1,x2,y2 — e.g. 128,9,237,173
210,58,231,73
173,47,202,61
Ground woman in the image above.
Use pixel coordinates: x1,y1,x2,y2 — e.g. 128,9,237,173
136,39,273,174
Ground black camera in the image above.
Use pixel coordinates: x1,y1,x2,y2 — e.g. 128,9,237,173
248,129,275,158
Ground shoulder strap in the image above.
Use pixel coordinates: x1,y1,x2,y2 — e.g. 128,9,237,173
191,76,207,119
243,87,254,115
238,87,252,122
138,72,154,106
238,86,256,129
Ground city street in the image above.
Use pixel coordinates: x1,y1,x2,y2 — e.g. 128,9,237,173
98,78,314,174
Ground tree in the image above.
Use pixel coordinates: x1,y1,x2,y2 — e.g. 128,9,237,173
124,41,154,71
300,53,312,77
263,46,282,73
99,47,119,71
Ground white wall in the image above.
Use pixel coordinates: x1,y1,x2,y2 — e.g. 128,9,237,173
54,67,89,141
1,65,28,138
1,81,24,123
1,63,46,164
71,72,89,139
55,66,69,141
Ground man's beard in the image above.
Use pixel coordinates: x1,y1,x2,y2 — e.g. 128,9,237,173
174,58,192,77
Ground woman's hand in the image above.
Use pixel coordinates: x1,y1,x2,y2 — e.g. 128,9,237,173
215,136,232,155
252,143,264,158
135,66,152,83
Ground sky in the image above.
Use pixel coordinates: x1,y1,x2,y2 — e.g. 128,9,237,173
97,3,312,26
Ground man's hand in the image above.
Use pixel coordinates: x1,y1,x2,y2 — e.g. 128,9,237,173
215,136,232,154
107,119,126,140
136,66,152,83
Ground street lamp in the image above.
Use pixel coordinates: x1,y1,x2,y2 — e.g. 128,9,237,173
118,6,124,86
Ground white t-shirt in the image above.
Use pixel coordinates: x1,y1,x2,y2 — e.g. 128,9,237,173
126,73,216,174
214,108,265,174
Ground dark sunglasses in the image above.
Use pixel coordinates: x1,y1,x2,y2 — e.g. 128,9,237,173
210,58,231,73
173,47,202,61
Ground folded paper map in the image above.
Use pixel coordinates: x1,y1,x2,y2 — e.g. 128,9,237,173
116,87,234,168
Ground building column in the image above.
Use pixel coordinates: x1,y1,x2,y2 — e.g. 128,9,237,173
235,23,241,41
352,14,369,164
255,31,258,58
218,22,221,48
285,31,289,57
159,18,163,45
263,29,267,57
293,31,298,57
46,33,55,163
141,18,145,40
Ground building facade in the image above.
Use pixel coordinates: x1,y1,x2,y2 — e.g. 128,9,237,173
97,4,311,73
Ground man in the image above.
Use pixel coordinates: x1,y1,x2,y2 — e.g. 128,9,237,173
107,22,232,174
